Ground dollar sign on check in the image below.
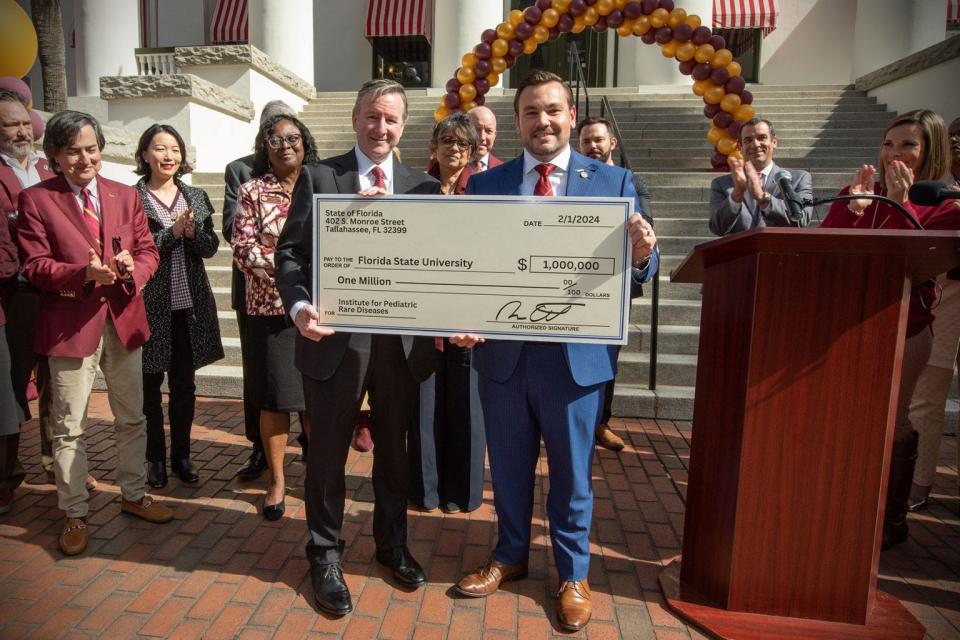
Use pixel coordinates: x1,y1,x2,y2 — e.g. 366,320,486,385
517,258,527,271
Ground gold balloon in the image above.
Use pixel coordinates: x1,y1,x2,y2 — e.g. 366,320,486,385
435,105,452,122
729,148,744,161
533,25,549,43
733,104,756,122
711,48,733,69
583,7,599,25
694,43,716,63
676,41,696,62
496,21,515,40
595,0,614,16
0,0,38,78
633,15,651,35
727,61,742,77
508,9,525,26
524,37,538,54
703,86,725,104
649,7,669,28
461,101,478,112
552,0,572,10
717,137,738,155
572,15,587,32
491,57,507,74
668,8,687,29
486,72,500,85
456,66,476,85
660,40,678,58
617,21,634,37
462,53,477,68
614,0,628,8
491,38,509,58
720,93,742,113
458,83,477,103
692,79,711,96
685,14,702,30
707,125,725,144
540,8,560,28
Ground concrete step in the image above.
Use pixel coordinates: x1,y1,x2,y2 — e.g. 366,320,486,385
610,382,694,420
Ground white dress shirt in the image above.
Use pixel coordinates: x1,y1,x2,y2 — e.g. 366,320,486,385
66,175,101,217
521,145,571,197
355,146,395,194
0,151,43,191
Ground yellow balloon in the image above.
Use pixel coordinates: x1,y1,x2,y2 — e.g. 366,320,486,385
491,38,509,58
660,41,678,58
676,41,697,62
649,8,669,28
711,48,733,69
486,72,500,86
617,22,635,38
583,7,599,26
717,137,738,155
490,57,507,74
461,101,478,112
458,83,477,103
508,9,525,26
595,0,614,16
533,25,550,43
727,61,742,77
706,125,725,144
692,79,711,96
729,148,744,161
694,44,716,63
704,86,725,105
552,0,572,10
733,104,756,122
540,8,560,28
685,14,702,30
572,15,587,32
496,22,515,40
0,0,38,78
456,66,476,85
435,105,452,122
462,53,478,69
524,37,538,54
720,93,742,113
633,15,651,35
614,0,628,8
668,8,687,29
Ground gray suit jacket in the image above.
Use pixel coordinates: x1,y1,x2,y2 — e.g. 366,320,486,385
276,150,440,382
708,163,813,236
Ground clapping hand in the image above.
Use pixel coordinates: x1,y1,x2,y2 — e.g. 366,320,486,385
728,155,747,202
86,249,117,285
884,160,914,204
182,208,196,239
848,165,877,215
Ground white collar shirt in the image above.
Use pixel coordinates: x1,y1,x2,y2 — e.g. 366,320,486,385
354,146,395,194
0,151,42,190
67,175,101,216
521,146,571,197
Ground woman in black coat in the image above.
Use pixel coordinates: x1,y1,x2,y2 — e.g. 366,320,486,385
135,124,224,488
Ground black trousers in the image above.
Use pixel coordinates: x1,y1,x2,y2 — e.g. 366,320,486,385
303,335,418,565
143,310,196,463
236,310,263,451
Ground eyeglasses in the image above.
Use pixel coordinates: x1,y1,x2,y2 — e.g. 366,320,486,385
266,134,302,149
439,136,471,150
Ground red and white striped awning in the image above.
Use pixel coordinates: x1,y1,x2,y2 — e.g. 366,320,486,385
713,0,779,35
365,0,433,44
210,0,248,44
949,0,959,23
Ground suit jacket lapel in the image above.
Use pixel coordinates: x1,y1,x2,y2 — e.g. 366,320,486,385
330,151,360,194
501,156,525,195
0,165,21,203
564,150,600,197
56,176,99,251
98,177,118,257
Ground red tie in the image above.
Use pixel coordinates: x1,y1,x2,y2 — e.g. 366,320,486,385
81,187,101,249
371,166,387,190
534,163,555,196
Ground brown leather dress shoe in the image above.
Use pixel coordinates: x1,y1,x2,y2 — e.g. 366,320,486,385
121,495,174,524
556,580,592,631
454,558,528,597
59,517,88,555
595,423,625,451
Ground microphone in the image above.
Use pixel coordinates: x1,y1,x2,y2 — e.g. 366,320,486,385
776,173,805,224
908,181,960,206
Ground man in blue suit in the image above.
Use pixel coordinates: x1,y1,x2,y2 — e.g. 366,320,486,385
452,70,658,632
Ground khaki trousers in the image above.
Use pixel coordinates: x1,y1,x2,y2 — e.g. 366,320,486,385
908,363,959,487
48,319,147,518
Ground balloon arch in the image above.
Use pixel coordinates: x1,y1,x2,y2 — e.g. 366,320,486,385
434,0,757,168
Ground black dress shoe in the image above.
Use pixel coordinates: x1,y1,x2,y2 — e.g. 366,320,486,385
311,563,353,616
171,459,199,483
147,461,168,489
263,497,285,521
236,449,267,480
376,546,426,588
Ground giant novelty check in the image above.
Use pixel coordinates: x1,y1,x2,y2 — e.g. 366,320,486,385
311,194,634,344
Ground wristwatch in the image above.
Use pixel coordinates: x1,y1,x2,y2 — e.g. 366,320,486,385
757,192,772,209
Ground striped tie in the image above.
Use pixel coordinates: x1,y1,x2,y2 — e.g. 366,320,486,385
81,187,101,249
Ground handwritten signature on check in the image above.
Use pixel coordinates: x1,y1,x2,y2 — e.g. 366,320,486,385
495,300,587,323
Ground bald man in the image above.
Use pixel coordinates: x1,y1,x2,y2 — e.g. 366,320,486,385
467,106,502,172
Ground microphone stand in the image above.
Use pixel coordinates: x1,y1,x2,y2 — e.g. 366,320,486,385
799,194,924,230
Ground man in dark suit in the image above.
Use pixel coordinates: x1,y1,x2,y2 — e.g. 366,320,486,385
450,71,658,632
277,79,439,616
17,111,172,555
222,100,301,479
709,118,813,235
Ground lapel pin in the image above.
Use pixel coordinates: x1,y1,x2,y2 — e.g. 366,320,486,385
578,169,589,179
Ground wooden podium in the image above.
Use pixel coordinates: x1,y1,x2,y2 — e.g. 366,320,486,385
659,228,960,640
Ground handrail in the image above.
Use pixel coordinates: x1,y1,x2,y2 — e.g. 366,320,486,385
600,95,660,391
566,42,590,118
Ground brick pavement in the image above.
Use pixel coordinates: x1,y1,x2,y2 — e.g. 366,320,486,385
0,393,957,639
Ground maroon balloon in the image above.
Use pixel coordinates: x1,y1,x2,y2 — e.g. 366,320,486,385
504,53,517,68
640,30,657,44
445,78,461,94
703,103,721,118
475,60,491,77
727,120,743,138
549,26,561,40
557,13,574,32
30,109,44,140
673,23,692,42
569,0,586,16
641,0,658,14
524,6,542,24
474,93,486,106
724,76,746,95
481,29,497,44
585,0,598,5
691,62,711,81
654,26,673,43
713,111,733,129
678,59,697,75
474,42,491,60
475,78,490,95
443,92,460,109
740,89,753,105
537,0,553,9
659,0,675,11
514,21,533,40
624,2,643,19
711,151,728,169
593,15,608,31
607,10,625,28
691,26,711,45
710,67,729,85
508,38,525,57
708,34,726,50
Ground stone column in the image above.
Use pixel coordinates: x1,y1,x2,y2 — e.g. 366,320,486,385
249,0,314,85
73,0,140,96
433,0,504,89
